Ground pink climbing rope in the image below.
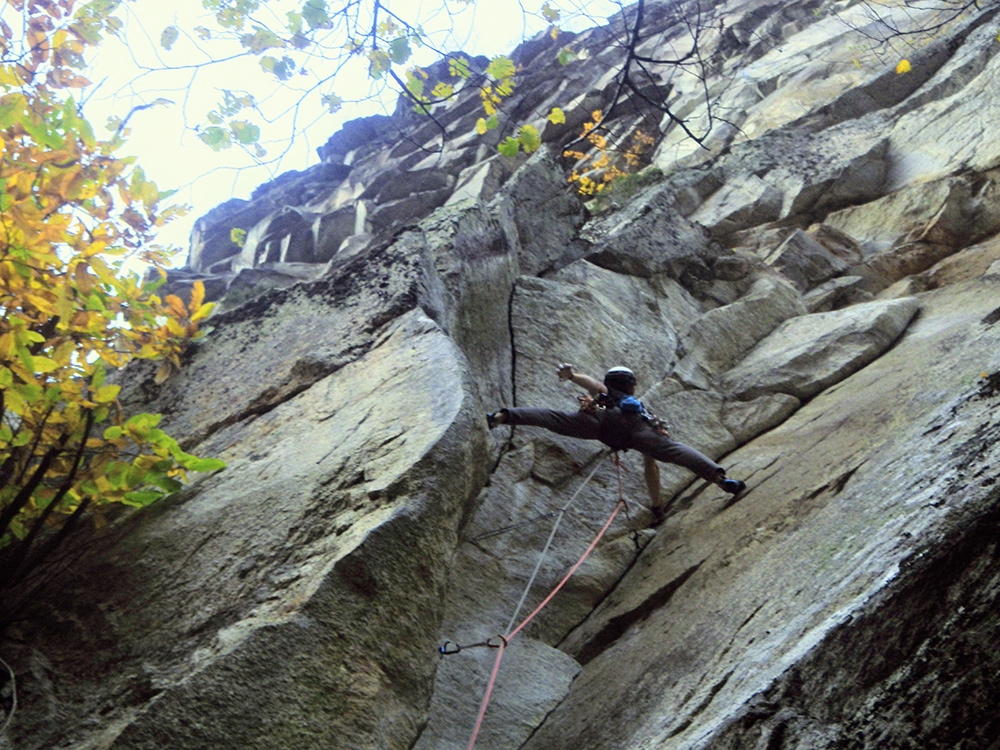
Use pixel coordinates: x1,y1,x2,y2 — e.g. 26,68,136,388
466,493,627,749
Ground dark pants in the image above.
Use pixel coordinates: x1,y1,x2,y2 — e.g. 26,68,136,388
503,407,724,483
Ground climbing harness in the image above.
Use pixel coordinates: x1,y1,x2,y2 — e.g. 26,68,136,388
442,453,636,750
578,392,671,436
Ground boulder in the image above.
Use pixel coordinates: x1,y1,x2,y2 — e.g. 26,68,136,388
408,202,520,418
764,229,851,292
720,297,921,400
919,233,1000,289
363,168,455,204
765,133,889,220
367,187,455,234
885,17,1000,188
188,198,272,274
446,157,518,206
805,223,865,265
802,275,873,313
582,183,722,283
824,176,983,254
313,204,364,262
689,173,784,240
722,393,802,445
674,274,806,386
850,241,956,293
216,263,329,312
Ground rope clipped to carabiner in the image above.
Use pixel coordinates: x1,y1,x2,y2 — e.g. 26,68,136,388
439,636,506,656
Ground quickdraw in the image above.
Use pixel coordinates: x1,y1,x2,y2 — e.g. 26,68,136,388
439,636,507,656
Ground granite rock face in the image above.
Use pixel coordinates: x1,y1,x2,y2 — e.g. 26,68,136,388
5,1,1000,749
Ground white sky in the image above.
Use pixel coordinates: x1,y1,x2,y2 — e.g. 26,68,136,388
81,0,618,258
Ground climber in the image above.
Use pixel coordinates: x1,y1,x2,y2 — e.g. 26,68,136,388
487,364,746,524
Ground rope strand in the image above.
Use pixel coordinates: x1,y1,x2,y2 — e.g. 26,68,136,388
504,459,604,635
466,454,630,749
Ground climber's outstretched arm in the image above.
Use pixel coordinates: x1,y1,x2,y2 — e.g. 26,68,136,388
557,363,607,396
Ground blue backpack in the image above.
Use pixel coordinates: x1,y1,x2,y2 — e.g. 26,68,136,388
619,396,643,414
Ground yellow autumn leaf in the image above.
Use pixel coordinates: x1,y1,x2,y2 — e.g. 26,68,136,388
164,294,188,318
165,317,187,337
190,301,215,323
189,280,205,313
896,59,911,74
31,356,59,373
93,384,121,403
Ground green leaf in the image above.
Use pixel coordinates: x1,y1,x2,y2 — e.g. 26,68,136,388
368,49,391,79
486,55,516,81
261,55,296,80
32,356,59,374
146,473,184,493
182,457,227,473
558,47,578,66
302,0,330,30
518,124,542,153
405,69,426,100
90,359,107,389
103,426,123,440
498,137,520,158
0,95,26,131
241,27,281,54
547,107,566,125
160,25,180,51
430,81,454,99
541,3,560,22
321,93,343,113
0,424,12,444
94,384,121,403
230,227,247,246
389,36,411,65
123,489,164,507
231,120,261,144
199,126,232,151
448,56,471,79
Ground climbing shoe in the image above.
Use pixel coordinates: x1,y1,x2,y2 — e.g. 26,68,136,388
720,478,746,496
486,411,506,429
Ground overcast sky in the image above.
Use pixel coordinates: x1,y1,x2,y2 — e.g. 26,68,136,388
83,0,618,256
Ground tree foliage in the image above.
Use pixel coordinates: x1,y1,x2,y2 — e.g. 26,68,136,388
0,0,222,595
